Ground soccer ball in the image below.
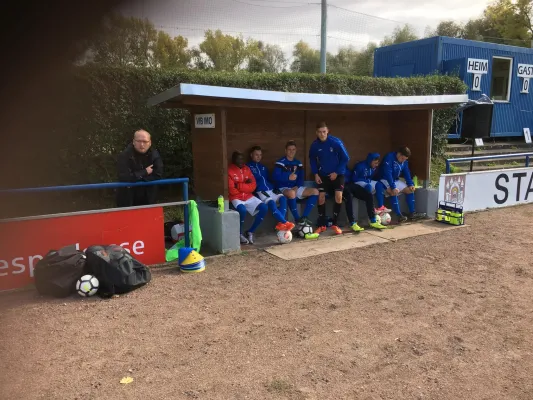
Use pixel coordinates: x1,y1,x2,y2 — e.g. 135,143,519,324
277,229,293,244
76,275,99,297
380,212,391,225
297,224,314,238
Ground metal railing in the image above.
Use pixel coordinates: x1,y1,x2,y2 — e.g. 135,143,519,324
0,178,191,247
445,153,533,174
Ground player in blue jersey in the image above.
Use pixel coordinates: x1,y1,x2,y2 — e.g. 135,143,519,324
308,121,350,235
375,146,427,223
247,146,295,232
273,140,319,228
343,152,389,231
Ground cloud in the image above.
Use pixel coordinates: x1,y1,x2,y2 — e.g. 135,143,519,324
122,0,489,58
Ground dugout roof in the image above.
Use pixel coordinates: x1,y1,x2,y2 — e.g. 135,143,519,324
147,83,468,111
148,83,468,201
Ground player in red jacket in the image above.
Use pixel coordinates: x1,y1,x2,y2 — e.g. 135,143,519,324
228,151,268,245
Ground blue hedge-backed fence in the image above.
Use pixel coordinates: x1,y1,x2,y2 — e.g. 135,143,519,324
0,178,190,247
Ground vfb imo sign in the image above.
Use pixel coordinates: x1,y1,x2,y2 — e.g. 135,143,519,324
194,113,215,129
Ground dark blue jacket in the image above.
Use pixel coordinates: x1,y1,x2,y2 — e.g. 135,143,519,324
352,152,380,184
273,157,304,189
376,151,414,189
246,161,274,192
309,135,350,176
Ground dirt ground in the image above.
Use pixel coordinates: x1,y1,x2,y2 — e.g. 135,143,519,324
1,205,533,400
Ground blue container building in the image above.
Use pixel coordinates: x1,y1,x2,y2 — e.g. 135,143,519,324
374,36,533,139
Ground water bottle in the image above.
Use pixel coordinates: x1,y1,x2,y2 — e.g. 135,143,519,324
413,176,419,187
217,195,224,213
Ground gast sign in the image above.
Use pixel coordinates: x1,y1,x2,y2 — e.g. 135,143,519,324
439,167,533,212
517,63,533,78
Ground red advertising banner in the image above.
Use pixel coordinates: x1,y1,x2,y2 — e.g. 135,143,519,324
0,207,165,291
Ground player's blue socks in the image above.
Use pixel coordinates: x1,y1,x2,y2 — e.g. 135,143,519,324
406,192,415,214
390,195,402,216
303,194,318,218
267,200,287,224
375,181,385,207
288,197,300,221
236,204,246,234
249,203,267,233
278,196,287,217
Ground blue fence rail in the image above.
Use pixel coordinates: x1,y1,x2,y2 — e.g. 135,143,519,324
0,178,191,247
445,153,533,174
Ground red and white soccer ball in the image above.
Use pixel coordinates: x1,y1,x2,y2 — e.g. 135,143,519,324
380,212,392,225
277,229,293,244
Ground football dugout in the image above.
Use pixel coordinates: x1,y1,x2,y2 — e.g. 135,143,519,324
148,84,467,254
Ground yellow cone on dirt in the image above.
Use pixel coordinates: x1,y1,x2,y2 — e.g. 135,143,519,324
178,247,205,273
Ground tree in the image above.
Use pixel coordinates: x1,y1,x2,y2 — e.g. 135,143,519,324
152,31,191,69
327,43,377,76
515,0,533,39
352,43,378,77
484,0,531,45
262,44,287,72
430,0,533,46
87,13,157,67
462,19,486,41
247,42,287,73
426,20,465,38
328,46,360,74
290,40,321,73
197,29,256,71
381,24,419,46
190,48,212,70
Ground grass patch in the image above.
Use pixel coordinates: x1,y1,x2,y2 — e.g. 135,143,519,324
429,157,462,188
266,379,293,393
265,379,306,400
164,205,184,222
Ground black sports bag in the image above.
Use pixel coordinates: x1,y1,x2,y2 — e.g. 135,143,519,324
84,245,151,298
34,245,86,298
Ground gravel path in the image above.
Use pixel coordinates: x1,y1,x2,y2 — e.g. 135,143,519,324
1,204,533,400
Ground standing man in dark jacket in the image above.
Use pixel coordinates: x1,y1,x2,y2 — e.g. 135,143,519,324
116,129,163,207
309,121,350,235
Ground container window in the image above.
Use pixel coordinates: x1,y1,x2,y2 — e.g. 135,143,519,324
490,57,512,101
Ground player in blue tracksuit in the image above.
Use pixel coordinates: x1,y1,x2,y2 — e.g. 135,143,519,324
343,153,388,231
273,140,319,228
247,146,295,232
375,146,426,222
308,121,350,234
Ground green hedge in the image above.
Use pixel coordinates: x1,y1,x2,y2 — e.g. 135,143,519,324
57,67,466,186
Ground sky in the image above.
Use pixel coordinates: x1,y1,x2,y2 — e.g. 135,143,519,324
120,0,489,57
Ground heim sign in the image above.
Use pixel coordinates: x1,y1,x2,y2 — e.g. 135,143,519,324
467,58,488,74
0,207,166,291
438,167,533,212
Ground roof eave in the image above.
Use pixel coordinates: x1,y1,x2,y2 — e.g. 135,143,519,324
146,85,182,107
147,83,468,110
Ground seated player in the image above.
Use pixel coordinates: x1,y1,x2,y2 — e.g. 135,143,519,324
343,153,389,231
353,152,391,216
374,146,427,223
273,140,319,228
228,151,268,244
246,145,295,232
